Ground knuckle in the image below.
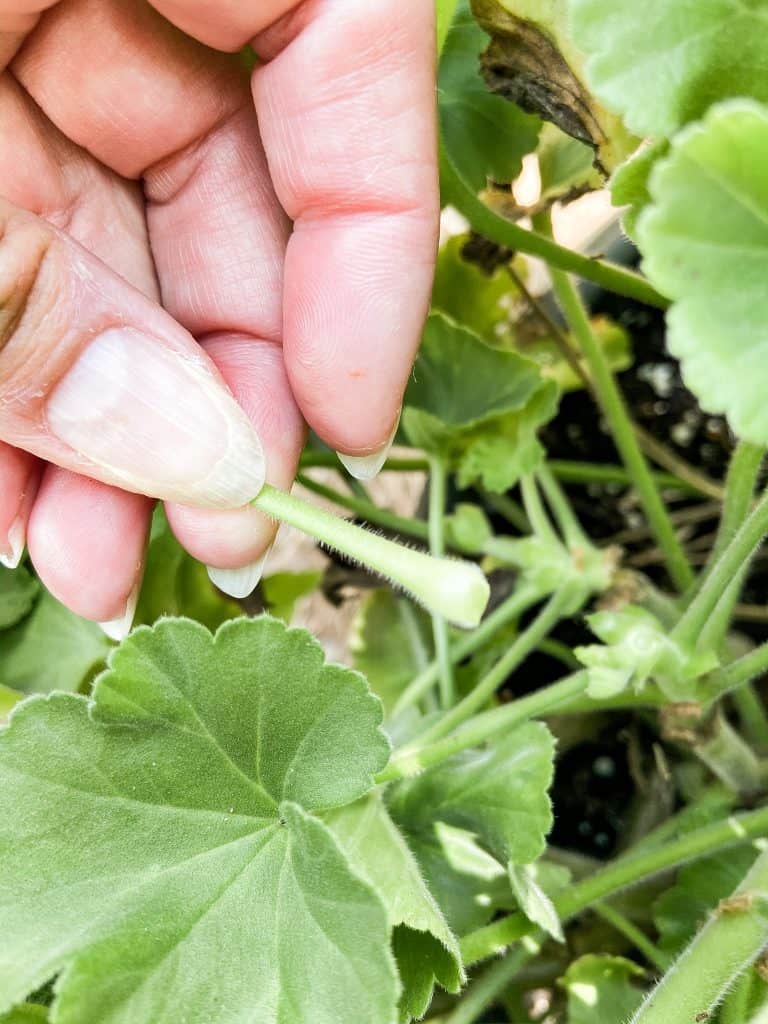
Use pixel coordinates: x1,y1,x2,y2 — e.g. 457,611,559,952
0,201,57,359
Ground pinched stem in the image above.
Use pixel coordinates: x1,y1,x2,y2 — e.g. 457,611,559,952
252,484,489,629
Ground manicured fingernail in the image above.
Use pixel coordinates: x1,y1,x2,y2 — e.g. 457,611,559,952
99,582,140,643
207,550,269,599
336,417,399,481
0,516,24,569
46,328,265,509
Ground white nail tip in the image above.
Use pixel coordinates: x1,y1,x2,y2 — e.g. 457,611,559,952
336,421,398,481
0,517,25,570
99,584,140,643
207,552,269,599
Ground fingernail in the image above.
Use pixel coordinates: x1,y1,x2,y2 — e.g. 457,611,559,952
46,328,266,509
0,516,25,569
99,582,140,643
207,550,269,599
336,416,399,482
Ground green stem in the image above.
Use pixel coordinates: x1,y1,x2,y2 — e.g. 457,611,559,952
698,441,764,650
296,473,429,543
704,642,768,705
548,460,705,496
252,484,489,629
409,585,581,747
732,685,768,753
391,585,543,715
674,488,768,650
460,804,768,966
548,262,694,592
593,903,668,972
630,848,768,1024
429,456,454,708
300,451,429,472
537,465,589,549
379,672,588,782
444,937,542,1024
521,474,559,544
440,148,668,309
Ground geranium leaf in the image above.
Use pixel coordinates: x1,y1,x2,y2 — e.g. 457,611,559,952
611,140,669,240
0,616,398,1024
0,1007,48,1024
327,794,463,1022
389,722,555,865
508,862,565,942
559,954,645,1024
637,100,768,445
570,0,768,138
0,566,38,631
439,0,539,190
0,591,110,694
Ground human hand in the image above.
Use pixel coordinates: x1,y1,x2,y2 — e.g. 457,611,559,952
0,0,438,634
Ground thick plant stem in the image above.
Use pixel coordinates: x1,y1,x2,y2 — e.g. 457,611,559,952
674,487,768,650
460,804,768,966
379,671,588,782
630,848,768,1024
252,484,489,629
429,456,454,707
549,264,694,592
392,585,543,715
409,584,581,747
440,149,669,309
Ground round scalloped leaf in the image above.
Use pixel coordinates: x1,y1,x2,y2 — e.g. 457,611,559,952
570,0,768,138
637,100,768,445
0,617,397,1024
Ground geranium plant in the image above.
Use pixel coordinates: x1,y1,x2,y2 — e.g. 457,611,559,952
3,0,768,1021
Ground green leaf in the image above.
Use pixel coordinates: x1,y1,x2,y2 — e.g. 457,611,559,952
327,793,463,1021
471,0,636,173
436,0,461,54
404,314,557,488
611,140,669,240
559,954,645,1024
136,510,240,630
0,1007,48,1024
432,234,519,345
637,100,768,446
389,722,556,865
570,0,768,138
408,823,513,936
0,684,23,721
0,616,398,1024
508,862,565,942
439,0,540,190
0,566,38,630
444,504,493,553
653,847,759,956
537,122,600,205
351,590,433,714
261,570,323,623
0,591,110,694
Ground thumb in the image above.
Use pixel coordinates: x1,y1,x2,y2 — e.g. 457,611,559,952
0,197,265,508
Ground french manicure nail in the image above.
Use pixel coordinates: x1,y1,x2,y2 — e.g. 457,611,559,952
336,416,399,482
0,516,24,569
207,550,270,599
99,582,140,643
46,328,266,509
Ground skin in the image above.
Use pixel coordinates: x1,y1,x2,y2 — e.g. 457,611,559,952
0,0,439,622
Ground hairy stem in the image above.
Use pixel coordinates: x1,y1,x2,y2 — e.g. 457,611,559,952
252,484,489,628
630,848,768,1024
548,262,693,592
593,903,669,972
